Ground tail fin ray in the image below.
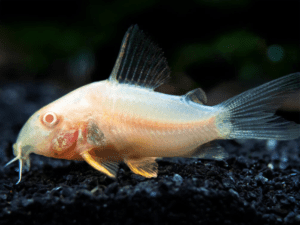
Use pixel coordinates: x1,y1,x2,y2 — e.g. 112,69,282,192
218,73,300,140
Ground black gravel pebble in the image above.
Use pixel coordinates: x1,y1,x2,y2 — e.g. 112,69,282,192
1,82,300,225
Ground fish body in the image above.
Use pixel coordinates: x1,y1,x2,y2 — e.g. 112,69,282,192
21,81,222,159
89,81,221,158
5,25,300,184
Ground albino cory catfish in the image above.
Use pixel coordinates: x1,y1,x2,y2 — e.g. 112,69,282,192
5,25,300,184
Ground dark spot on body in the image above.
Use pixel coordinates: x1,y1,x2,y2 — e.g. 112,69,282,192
87,120,106,146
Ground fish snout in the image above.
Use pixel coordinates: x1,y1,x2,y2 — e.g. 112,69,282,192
5,143,32,184
14,144,33,168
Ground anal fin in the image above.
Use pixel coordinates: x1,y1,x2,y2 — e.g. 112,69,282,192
186,141,229,160
124,157,158,178
81,151,119,178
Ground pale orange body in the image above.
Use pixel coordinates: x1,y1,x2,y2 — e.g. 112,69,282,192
12,79,223,181
44,81,221,160
6,25,300,184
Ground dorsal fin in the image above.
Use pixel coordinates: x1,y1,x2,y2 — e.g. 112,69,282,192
109,25,171,90
183,88,207,104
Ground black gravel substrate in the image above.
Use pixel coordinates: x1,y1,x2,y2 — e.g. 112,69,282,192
0,82,300,225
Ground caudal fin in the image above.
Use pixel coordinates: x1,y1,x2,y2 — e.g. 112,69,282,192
217,72,300,140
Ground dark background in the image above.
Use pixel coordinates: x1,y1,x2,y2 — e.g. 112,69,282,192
0,0,299,108
1,2,300,224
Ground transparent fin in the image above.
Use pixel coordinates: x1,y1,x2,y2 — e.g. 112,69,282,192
218,72,300,140
124,157,158,178
81,151,119,178
109,25,170,90
183,88,207,104
183,141,228,160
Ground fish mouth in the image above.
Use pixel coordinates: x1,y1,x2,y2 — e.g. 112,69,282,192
4,143,32,184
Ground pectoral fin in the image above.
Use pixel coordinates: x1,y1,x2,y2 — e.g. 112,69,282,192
81,151,119,178
124,157,158,178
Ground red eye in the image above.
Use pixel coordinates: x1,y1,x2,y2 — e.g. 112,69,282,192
45,114,54,123
43,112,58,127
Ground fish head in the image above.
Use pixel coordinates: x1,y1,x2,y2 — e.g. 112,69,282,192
6,101,80,184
